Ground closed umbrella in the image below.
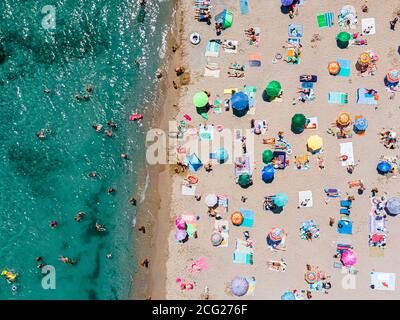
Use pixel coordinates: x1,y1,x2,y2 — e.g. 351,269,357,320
336,32,351,49
193,92,209,108
262,164,275,182
377,161,391,174
175,230,188,242
273,193,289,207
211,232,223,246
205,194,218,207
231,92,249,111
230,276,249,297
307,135,323,152
385,197,400,215
341,250,357,267
337,112,351,127
291,114,306,133
354,117,368,132
265,81,282,98
281,291,296,300
262,149,274,164
238,173,251,188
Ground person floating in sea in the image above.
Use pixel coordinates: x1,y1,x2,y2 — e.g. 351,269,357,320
59,256,76,265
50,221,58,228
95,222,106,232
92,124,103,132
105,130,113,138
107,120,117,129
74,211,85,222
88,171,97,178
36,130,46,139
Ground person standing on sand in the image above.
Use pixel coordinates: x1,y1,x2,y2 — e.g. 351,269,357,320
129,197,137,206
329,217,335,227
138,226,146,234
140,258,149,268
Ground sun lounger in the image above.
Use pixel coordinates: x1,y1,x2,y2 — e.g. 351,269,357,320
300,75,318,82
298,190,313,208
317,12,334,28
288,24,303,37
357,88,378,105
240,0,249,15
340,200,352,208
337,59,351,77
253,120,268,135
240,209,254,228
337,218,352,235
361,18,376,35
199,124,214,141
234,155,251,177
370,272,395,291
340,142,354,166
205,40,220,57
328,92,348,104
340,208,351,215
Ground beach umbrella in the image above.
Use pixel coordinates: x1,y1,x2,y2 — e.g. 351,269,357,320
265,81,282,98
230,276,249,297
262,149,274,164
205,194,218,207
358,52,370,66
341,250,357,267
354,117,368,132
231,211,244,226
291,113,306,132
377,161,391,174
307,135,323,152
336,32,351,49
337,112,351,127
385,68,400,87
385,197,400,215
211,232,223,246
281,291,296,300
268,227,285,242
175,217,187,230
186,153,203,171
238,173,251,188
175,230,188,242
215,9,233,29
273,192,289,207
281,0,293,6
231,92,249,111
305,271,319,284
193,91,208,108
328,61,340,75
261,164,275,182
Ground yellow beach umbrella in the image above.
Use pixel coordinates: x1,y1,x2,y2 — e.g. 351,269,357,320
337,112,351,127
307,135,323,152
358,52,370,66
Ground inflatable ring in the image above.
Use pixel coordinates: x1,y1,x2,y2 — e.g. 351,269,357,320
187,175,198,184
216,125,224,132
190,33,201,45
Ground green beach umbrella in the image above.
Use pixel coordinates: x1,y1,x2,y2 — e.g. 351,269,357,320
291,113,306,129
273,192,289,207
224,11,233,29
262,150,274,164
193,91,209,108
265,81,282,98
238,173,251,188
336,32,351,49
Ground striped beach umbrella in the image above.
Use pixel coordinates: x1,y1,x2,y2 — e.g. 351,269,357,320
305,271,319,284
337,112,351,127
386,68,400,83
268,227,285,242
358,52,370,66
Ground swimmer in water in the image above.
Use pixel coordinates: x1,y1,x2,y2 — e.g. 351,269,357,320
105,130,113,138
85,84,93,93
59,256,76,265
88,172,97,178
107,187,115,194
36,130,46,139
92,124,103,132
74,211,85,222
50,221,58,228
107,120,117,129
96,222,106,232
139,0,146,6
121,153,128,159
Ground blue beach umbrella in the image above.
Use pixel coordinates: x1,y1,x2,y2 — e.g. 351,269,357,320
231,92,249,111
281,291,296,300
186,153,203,172
354,117,368,132
262,164,275,183
377,161,391,174
281,0,294,6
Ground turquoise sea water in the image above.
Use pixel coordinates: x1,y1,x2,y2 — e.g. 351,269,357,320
0,0,172,299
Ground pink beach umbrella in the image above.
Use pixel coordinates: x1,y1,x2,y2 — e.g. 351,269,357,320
386,68,400,83
175,217,187,230
341,249,357,267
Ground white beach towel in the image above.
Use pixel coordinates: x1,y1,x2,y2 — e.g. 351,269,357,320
361,18,376,35
298,190,313,208
305,117,318,129
223,40,238,54
340,142,354,166
204,67,221,78
181,184,196,196
370,272,395,291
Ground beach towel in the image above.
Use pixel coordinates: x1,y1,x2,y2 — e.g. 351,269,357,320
214,220,229,247
369,247,384,257
199,124,214,141
224,88,239,94
340,142,354,166
248,27,261,46
245,277,256,296
288,24,303,37
213,98,222,113
337,59,351,77
186,153,202,172
240,0,249,15
204,63,221,78
223,40,238,54
181,214,197,238
181,184,197,196
205,40,220,57
300,75,318,82
357,88,378,105
286,47,300,65
317,12,334,28
337,218,352,235
253,120,268,135
244,85,257,113
298,190,313,208
324,188,340,198
362,18,376,35
328,92,348,104
240,209,254,228
301,82,313,89
236,239,254,254
370,272,395,291
233,252,253,265
305,117,318,129
272,151,286,169
215,194,229,214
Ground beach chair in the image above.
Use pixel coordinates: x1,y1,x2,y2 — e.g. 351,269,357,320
337,217,352,235
340,200,352,208
340,208,351,215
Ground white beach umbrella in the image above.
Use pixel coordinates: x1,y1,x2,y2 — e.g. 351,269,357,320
205,194,218,207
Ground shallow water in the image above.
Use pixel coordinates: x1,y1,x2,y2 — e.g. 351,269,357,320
0,0,172,299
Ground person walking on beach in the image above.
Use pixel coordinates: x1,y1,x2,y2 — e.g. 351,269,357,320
138,226,146,234
390,17,398,31
329,217,335,227
140,258,149,268
129,197,137,206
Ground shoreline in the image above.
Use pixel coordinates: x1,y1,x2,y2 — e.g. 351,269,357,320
131,0,183,300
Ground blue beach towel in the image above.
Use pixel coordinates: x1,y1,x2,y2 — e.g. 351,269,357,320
337,219,352,235
357,88,378,105
240,0,249,15
240,209,254,228
233,252,253,265
288,24,303,37
328,92,348,104
337,59,351,77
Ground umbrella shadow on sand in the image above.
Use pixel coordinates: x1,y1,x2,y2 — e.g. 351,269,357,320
271,206,284,214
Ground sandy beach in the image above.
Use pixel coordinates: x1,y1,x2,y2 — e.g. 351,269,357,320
140,0,400,300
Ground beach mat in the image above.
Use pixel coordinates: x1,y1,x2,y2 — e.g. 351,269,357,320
328,92,348,104
337,59,351,77
340,142,354,166
370,272,395,290
240,209,254,228
362,18,376,35
298,190,313,208
317,12,334,28
205,41,220,57
240,0,249,15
